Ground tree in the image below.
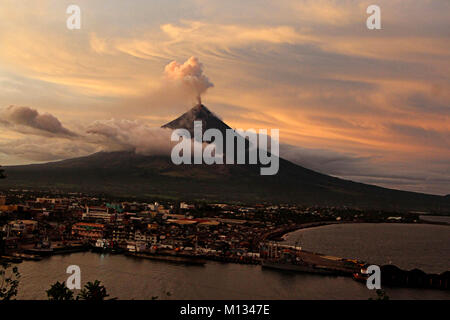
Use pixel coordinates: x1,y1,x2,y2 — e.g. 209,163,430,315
369,289,390,300
46,279,114,301
77,280,110,300
0,262,21,300
46,281,74,300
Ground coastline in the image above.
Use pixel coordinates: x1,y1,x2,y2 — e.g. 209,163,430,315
266,221,350,242
6,222,449,296
271,219,450,243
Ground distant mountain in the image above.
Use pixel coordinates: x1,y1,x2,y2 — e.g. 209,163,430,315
3,104,450,212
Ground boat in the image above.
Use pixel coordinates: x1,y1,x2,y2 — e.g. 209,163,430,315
52,245,88,255
127,252,206,265
1,255,23,263
12,252,42,261
91,239,124,254
110,247,125,254
91,239,108,253
352,267,370,283
25,247,54,256
25,238,54,256
352,272,368,283
261,259,337,275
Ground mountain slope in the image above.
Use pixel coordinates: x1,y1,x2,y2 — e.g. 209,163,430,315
2,104,450,212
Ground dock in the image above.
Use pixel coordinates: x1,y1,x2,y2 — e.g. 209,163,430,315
260,242,363,276
126,252,206,265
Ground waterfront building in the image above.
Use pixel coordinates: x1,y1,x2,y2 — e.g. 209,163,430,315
8,220,38,236
71,222,105,240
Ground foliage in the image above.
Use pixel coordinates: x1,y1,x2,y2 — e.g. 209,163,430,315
369,289,390,300
77,280,110,300
47,279,113,301
0,262,21,300
46,281,74,300
151,291,172,300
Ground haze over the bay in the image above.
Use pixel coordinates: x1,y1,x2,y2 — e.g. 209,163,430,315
0,0,449,195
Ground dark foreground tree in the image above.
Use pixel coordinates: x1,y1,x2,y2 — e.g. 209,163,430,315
77,280,110,300
0,262,21,300
369,289,390,300
47,280,113,300
46,281,74,300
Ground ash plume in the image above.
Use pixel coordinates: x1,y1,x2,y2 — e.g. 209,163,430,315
86,119,174,156
0,105,77,137
164,56,214,104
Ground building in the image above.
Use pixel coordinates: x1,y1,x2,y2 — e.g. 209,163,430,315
82,206,114,222
71,222,105,240
148,202,159,211
134,230,158,244
8,220,38,235
0,204,27,213
36,198,58,204
112,226,126,242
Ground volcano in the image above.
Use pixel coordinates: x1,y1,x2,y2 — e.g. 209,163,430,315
163,103,231,135
3,104,450,212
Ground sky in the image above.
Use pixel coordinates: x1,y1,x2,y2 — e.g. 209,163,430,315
0,0,449,195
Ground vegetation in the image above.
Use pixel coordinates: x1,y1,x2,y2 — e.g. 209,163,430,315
47,280,112,300
0,262,21,300
46,281,74,300
369,289,390,300
151,291,172,300
77,280,110,300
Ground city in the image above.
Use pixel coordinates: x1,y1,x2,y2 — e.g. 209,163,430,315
1,189,442,268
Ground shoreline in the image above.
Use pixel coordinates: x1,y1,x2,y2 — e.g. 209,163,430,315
271,220,450,243
265,221,351,242
7,222,449,293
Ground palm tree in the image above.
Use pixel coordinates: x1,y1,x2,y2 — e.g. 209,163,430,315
0,262,20,300
46,281,74,300
77,280,110,300
47,280,113,300
369,289,390,300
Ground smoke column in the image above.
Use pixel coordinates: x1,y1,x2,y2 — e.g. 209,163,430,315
164,56,214,104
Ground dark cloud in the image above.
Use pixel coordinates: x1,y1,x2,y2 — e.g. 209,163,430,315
280,143,450,195
307,115,366,130
404,92,450,115
86,119,173,156
280,144,372,176
386,123,450,149
0,138,98,162
0,105,78,137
